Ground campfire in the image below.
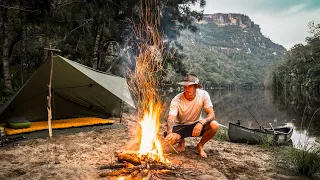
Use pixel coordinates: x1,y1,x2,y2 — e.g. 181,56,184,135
97,0,178,179
97,102,177,180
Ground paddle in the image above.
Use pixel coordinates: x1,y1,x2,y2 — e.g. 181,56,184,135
268,123,287,134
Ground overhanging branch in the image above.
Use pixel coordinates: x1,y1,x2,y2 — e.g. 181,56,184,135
0,4,38,13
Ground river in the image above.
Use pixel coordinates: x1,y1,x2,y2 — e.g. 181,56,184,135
162,88,320,149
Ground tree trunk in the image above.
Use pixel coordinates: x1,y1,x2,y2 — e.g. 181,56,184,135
20,0,27,86
1,3,13,93
0,9,2,67
92,11,103,69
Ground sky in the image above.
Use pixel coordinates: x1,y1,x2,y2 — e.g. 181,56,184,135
193,0,320,50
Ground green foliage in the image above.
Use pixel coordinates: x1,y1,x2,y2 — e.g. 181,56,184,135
0,0,206,100
271,22,320,91
176,18,286,88
214,126,229,141
258,134,274,148
278,146,320,177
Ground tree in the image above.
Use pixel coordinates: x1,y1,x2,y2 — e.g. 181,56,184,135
1,0,13,93
0,0,207,99
272,21,320,91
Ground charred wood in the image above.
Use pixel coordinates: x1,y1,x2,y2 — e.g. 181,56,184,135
98,163,127,170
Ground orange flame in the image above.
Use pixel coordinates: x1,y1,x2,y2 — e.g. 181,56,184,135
138,101,169,163
125,0,171,164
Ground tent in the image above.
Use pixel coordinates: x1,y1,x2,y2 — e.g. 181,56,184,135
0,55,135,124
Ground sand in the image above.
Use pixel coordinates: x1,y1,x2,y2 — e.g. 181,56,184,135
0,114,305,180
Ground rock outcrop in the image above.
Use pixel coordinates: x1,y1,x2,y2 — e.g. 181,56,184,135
201,13,260,30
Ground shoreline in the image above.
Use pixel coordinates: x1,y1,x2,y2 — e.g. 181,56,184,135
0,114,308,179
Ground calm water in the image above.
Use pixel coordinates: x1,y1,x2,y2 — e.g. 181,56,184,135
162,89,320,148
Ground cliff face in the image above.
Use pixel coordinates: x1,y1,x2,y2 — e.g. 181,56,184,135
202,13,259,30
177,13,286,87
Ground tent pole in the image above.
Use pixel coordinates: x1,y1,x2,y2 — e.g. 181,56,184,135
44,46,61,138
120,100,124,123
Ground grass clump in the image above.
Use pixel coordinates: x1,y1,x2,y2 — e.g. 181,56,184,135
214,126,229,141
277,146,320,177
290,147,320,176
259,135,274,148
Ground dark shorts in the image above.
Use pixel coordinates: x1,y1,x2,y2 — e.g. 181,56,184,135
172,121,206,139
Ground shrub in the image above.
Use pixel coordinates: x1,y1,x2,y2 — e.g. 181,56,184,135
259,134,274,148
214,126,229,141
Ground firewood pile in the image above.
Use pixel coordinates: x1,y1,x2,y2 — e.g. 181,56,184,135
98,151,180,179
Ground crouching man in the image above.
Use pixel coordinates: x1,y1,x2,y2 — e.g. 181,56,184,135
165,73,219,157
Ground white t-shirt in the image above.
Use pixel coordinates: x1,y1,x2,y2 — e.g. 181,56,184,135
168,89,213,124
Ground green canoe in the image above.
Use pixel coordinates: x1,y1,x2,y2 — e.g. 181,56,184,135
228,122,293,145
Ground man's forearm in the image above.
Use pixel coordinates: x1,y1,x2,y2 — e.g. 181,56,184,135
167,115,175,133
201,110,215,124
204,114,214,123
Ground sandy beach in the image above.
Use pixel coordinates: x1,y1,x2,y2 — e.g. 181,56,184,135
0,113,305,180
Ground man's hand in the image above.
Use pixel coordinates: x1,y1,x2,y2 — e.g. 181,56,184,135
164,132,180,145
164,132,174,142
192,122,203,137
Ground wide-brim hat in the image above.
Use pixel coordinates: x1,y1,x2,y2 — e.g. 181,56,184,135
177,73,202,88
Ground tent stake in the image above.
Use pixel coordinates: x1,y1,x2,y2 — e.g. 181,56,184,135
44,46,61,138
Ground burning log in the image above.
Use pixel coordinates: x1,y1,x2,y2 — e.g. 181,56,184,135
99,152,178,179
115,152,141,166
149,162,176,170
99,164,146,177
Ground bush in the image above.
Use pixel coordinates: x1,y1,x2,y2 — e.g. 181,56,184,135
214,126,229,141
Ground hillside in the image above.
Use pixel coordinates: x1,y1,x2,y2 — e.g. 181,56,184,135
177,13,286,88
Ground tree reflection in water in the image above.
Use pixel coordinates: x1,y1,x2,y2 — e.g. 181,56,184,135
161,88,320,147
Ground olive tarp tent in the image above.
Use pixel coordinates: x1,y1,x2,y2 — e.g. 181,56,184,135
0,55,135,123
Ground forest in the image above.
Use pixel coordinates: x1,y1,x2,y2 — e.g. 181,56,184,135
1,0,319,106
0,0,206,104
271,21,320,92
177,19,286,88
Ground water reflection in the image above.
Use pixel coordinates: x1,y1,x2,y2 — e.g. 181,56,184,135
273,89,320,137
161,89,320,148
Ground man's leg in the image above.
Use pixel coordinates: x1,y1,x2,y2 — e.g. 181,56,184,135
176,138,185,152
197,121,219,157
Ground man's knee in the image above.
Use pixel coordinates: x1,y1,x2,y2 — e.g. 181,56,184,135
209,121,219,133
